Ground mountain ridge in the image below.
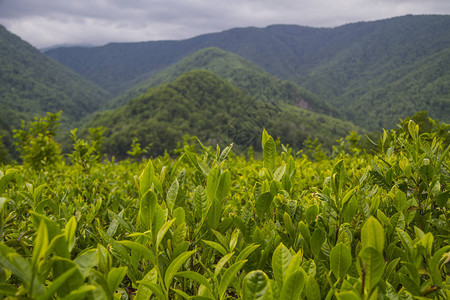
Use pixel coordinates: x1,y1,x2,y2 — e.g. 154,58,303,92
45,14,450,129
86,70,359,158
109,47,342,118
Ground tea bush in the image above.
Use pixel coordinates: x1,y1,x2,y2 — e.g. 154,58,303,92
0,120,448,299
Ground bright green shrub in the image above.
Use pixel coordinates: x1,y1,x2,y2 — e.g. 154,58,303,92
13,112,62,170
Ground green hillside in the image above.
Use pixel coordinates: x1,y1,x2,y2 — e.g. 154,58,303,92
45,15,450,129
0,25,111,157
87,70,358,158
110,47,341,118
322,48,450,128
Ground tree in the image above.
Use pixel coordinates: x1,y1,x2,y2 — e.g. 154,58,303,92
13,112,62,170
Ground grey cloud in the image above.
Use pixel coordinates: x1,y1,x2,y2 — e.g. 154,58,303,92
1,0,449,48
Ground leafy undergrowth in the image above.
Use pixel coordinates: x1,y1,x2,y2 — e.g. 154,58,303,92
0,121,449,299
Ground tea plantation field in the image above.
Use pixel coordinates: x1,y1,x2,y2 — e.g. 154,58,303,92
0,121,449,299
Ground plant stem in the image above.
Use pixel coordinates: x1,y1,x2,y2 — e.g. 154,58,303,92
417,187,423,230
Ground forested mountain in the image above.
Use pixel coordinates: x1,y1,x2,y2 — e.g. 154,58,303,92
45,15,450,129
0,25,111,155
110,47,341,118
87,70,359,158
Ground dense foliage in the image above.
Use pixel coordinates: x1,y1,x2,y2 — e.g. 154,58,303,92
0,116,449,299
13,112,62,170
87,70,358,158
45,15,450,129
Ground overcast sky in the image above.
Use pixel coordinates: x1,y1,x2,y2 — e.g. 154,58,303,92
1,0,449,49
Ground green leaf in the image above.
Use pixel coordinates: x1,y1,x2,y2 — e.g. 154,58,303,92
298,221,311,245
48,234,70,259
140,189,157,231
58,285,97,300
215,252,234,277
285,250,303,281
0,197,9,214
52,258,85,297
32,221,49,271
30,212,62,241
211,229,229,252
172,222,187,250
153,203,167,236
310,228,325,257
166,179,179,212
279,269,306,300
273,164,286,182
435,144,450,172
98,227,130,264
218,143,233,163
164,250,195,288
176,271,211,290
262,129,270,148
32,183,46,203
361,216,384,253
73,249,99,276
283,212,295,239
203,240,228,256
359,247,385,292
236,244,260,263
97,244,112,275
331,160,346,198
107,266,127,293
137,281,165,299
384,257,400,281
376,209,390,226
218,260,247,299
407,120,418,140
36,267,78,300
242,270,272,300
206,198,222,230
263,135,276,172
398,273,421,296
108,209,134,233
419,165,434,184
135,267,158,300
335,290,361,300
194,186,208,219
229,229,240,251
255,192,273,221
0,283,18,296
393,190,407,212
396,228,413,253
171,288,190,299
330,243,352,280
272,243,293,289
156,218,176,250
0,169,16,196
428,245,450,285
64,217,77,253
305,275,321,300
139,159,154,196
207,166,220,204
216,170,231,202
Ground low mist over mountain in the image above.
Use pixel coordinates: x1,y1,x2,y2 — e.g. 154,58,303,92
45,15,450,129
